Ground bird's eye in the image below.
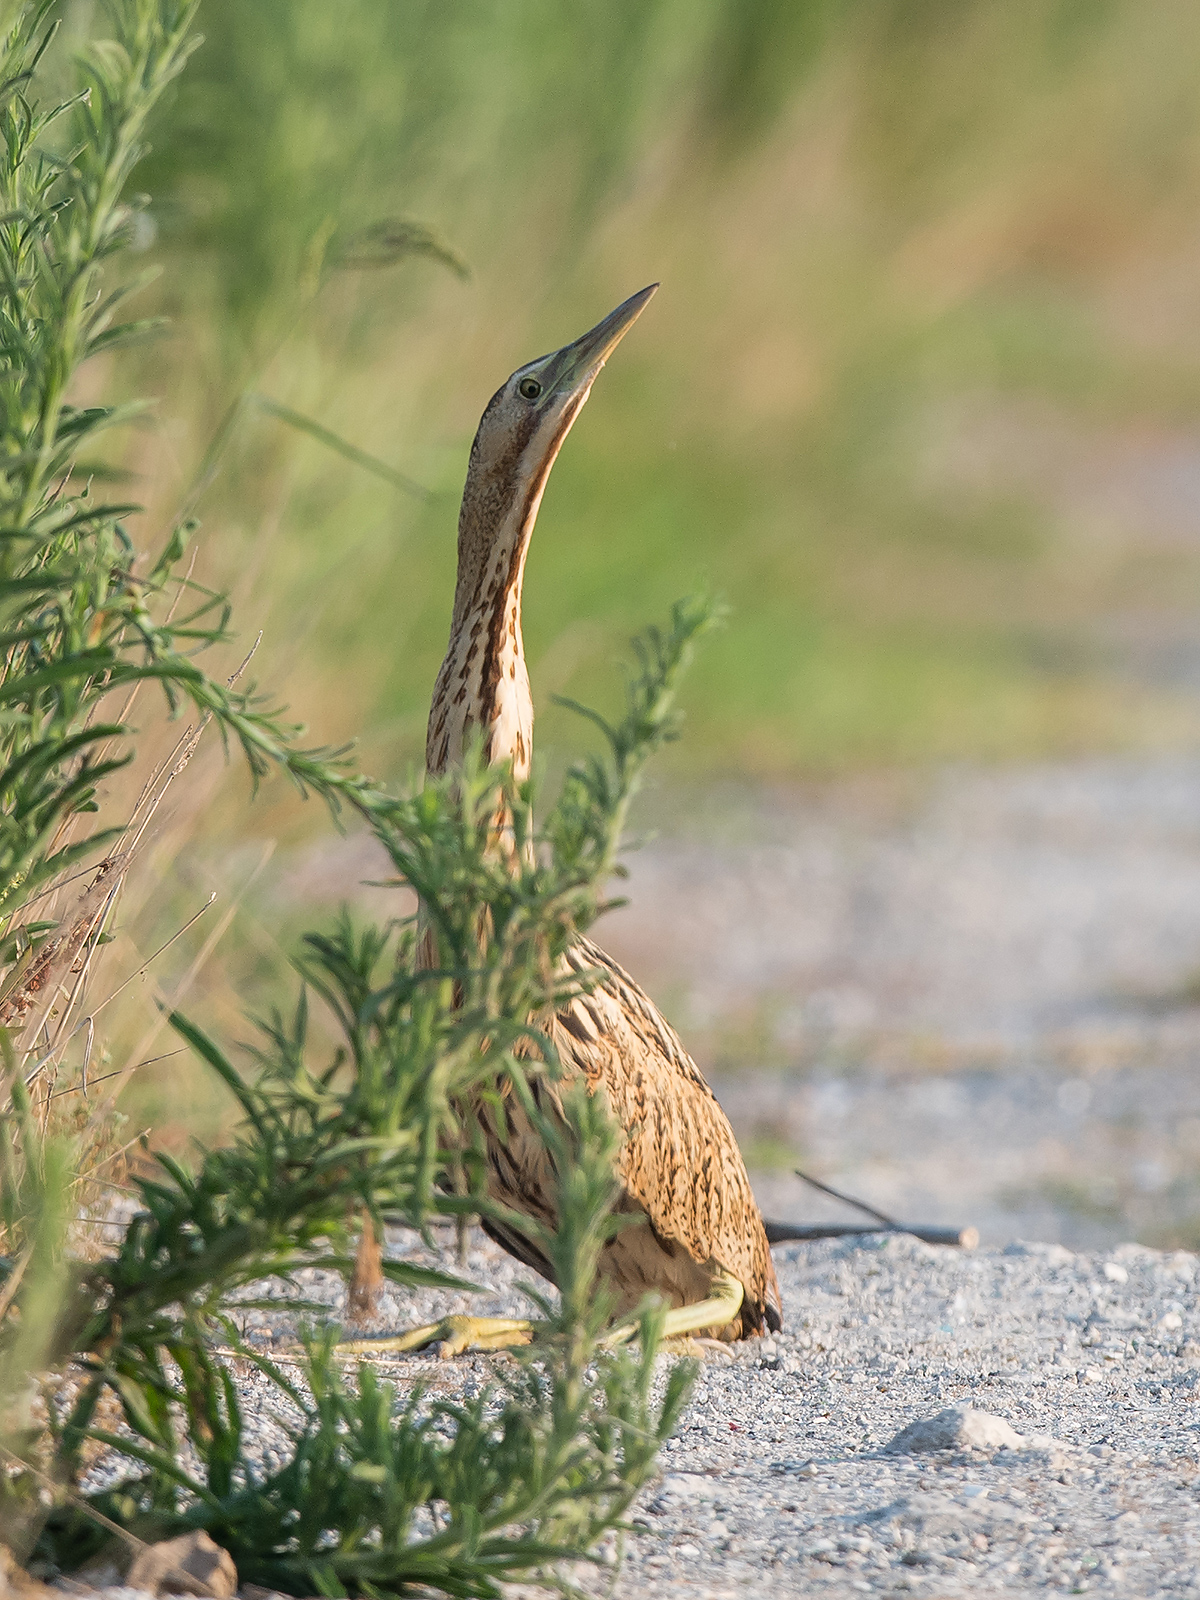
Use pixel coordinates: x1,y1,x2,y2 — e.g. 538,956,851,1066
518,377,542,401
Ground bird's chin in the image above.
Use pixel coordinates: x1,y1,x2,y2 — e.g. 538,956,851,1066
540,383,595,447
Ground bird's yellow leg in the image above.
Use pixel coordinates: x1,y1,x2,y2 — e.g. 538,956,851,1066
337,1316,535,1360
604,1269,745,1349
661,1269,744,1340
339,1274,743,1360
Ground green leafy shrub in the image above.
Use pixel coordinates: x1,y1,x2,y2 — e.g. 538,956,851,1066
0,0,368,1104
5,606,708,1593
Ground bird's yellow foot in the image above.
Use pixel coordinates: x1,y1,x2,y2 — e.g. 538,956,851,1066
337,1315,535,1360
601,1272,746,1352
661,1335,736,1359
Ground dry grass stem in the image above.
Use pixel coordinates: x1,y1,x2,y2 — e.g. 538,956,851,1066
79,840,276,1139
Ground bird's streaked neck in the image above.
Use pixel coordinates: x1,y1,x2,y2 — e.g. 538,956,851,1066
426,408,579,782
425,284,655,788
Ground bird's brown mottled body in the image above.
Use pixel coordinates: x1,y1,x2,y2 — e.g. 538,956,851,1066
426,289,781,1339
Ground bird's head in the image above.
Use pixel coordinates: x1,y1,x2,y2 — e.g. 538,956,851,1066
459,284,658,562
435,284,658,776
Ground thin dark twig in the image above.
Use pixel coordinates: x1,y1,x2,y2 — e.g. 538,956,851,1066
791,1165,899,1228
765,1169,978,1247
80,894,217,1025
49,1048,186,1098
763,1220,978,1248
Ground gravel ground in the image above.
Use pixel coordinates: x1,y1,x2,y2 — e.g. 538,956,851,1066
627,1232,1200,1599
211,1221,1200,1599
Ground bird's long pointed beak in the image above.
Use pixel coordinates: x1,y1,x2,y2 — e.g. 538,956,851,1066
548,283,658,395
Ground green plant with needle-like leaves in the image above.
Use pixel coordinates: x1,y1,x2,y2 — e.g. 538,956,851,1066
0,0,374,1085
3,598,711,1595
0,2,709,1586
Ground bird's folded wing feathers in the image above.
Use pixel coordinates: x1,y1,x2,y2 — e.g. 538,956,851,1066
551,935,781,1327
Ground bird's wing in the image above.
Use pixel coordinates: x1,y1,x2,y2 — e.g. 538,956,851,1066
550,934,781,1330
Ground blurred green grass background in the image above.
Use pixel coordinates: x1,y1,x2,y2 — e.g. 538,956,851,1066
63,0,1200,1134
117,0,1200,779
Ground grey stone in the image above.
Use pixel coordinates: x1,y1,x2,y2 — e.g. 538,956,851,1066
126,1535,237,1600
651,1473,722,1512
884,1406,1025,1455
0,1547,59,1600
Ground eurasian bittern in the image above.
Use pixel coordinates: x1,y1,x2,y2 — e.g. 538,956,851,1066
348,287,781,1354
